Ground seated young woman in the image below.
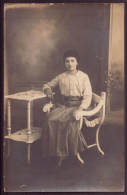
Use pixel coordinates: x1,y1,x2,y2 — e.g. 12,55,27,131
42,50,92,171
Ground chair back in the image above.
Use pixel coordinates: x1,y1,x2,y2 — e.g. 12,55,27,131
92,92,106,124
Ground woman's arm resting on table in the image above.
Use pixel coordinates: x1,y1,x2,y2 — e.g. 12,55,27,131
43,75,59,99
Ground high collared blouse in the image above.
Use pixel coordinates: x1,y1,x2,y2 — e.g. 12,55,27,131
43,70,92,109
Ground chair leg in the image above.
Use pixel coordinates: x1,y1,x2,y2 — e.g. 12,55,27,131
77,153,84,164
96,125,104,155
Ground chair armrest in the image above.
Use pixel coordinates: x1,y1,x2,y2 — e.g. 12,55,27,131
75,100,104,120
43,102,54,113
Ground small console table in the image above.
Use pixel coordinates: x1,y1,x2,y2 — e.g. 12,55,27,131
4,90,46,164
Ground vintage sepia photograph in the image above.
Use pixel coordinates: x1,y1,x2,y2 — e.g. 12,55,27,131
3,3,124,192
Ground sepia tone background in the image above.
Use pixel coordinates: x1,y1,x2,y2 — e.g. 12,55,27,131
4,4,110,93
4,3,124,192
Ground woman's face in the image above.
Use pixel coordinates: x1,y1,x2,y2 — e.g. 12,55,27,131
65,57,78,71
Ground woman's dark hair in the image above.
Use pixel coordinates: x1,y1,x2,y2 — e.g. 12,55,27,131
63,50,80,62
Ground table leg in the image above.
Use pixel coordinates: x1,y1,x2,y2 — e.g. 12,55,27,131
30,101,33,128
27,101,32,164
27,101,32,141
27,143,31,164
6,139,11,159
6,99,11,159
7,99,11,136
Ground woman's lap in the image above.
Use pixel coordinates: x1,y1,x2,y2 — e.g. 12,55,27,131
42,104,86,157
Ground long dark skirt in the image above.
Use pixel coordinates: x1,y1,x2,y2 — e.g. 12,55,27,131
41,104,86,158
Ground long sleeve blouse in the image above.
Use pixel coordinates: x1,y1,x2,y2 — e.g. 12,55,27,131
43,70,92,109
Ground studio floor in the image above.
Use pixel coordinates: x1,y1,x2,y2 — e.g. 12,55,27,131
3,109,124,192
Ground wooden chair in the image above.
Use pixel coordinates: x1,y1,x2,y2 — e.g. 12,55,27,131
43,92,106,165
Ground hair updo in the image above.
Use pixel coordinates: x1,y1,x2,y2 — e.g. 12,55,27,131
63,50,80,63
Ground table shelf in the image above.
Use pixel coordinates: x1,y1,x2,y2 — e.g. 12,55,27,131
4,127,41,143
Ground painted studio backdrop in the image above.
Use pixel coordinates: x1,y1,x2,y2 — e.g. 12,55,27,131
4,3,124,192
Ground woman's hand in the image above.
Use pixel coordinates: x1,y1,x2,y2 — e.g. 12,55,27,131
44,88,53,99
43,102,54,113
73,107,84,120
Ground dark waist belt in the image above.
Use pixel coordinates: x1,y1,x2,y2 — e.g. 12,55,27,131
63,96,83,101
